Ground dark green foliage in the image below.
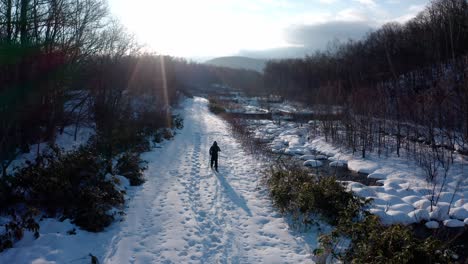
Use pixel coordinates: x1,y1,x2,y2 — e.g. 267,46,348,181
267,165,455,263
116,152,146,186
9,145,124,232
172,115,184,130
0,177,13,210
162,129,173,140
267,166,367,225
111,127,150,154
153,132,163,144
67,228,76,235
90,254,99,264
319,215,454,263
208,99,226,115
0,207,40,252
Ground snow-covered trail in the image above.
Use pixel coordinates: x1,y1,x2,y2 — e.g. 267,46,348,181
0,97,316,264
103,97,313,263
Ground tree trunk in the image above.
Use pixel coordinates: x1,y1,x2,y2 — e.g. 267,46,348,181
20,0,29,45
6,0,13,41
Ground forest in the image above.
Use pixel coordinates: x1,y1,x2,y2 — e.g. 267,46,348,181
262,0,468,165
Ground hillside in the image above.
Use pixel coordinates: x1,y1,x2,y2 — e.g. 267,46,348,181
204,56,266,72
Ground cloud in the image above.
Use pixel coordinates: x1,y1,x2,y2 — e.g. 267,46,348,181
391,4,426,23
354,0,377,7
336,8,369,22
318,0,339,4
286,21,373,47
408,4,425,13
238,21,373,58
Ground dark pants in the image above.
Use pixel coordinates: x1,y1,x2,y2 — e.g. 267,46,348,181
211,155,218,170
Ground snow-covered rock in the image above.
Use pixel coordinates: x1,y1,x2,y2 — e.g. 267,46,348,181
413,199,431,210
384,210,414,225
347,160,378,174
314,155,328,160
391,203,415,214
408,209,430,222
367,172,386,179
429,203,451,221
303,160,323,168
402,195,421,205
443,219,465,228
425,221,439,229
436,192,460,204
379,193,404,204
454,199,466,208
329,160,347,168
352,187,375,197
449,207,468,220
346,181,366,190
299,155,315,160
278,134,304,147
285,147,309,155
368,209,387,220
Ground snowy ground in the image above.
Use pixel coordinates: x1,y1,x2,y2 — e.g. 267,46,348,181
6,125,95,175
0,97,318,264
246,119,468,227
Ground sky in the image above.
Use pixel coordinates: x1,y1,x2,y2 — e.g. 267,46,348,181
109,0,431,60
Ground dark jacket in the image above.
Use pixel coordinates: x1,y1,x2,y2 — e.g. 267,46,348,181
209,144,221,157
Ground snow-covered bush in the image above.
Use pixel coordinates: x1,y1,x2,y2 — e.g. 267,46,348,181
172,114,184,130
319,214,455,263
9,145,124,232
0,208,40,253
116,152,146,186
267,165,367,225
162,128,173,140
208,98,226,114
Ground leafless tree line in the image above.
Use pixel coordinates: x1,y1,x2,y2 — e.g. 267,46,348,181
263,0,468,209
263,0,468,157
0,0,269,176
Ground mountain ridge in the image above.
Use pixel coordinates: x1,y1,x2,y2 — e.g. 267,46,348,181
204,56,266,72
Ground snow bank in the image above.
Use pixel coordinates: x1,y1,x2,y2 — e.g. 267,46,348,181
246,116,468,227
7,125,95,175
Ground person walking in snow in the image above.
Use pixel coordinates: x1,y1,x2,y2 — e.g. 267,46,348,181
209,141,221,172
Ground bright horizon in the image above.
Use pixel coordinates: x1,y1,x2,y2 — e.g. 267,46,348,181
109,0,430,59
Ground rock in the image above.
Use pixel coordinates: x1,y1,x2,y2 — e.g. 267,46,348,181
303,160,323,168
429,203,450,221
367,173,386,179
425,221,439,229
329,160,347,168
391,204,415,214
315,155,328,160
385,210,414,225
449,207,468,220
413,199,431,209
402,195,421,204
299,155,315,160
443,219,465,228
408,209,430,222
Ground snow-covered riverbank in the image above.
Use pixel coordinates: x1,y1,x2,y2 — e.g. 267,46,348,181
245,119,468,227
